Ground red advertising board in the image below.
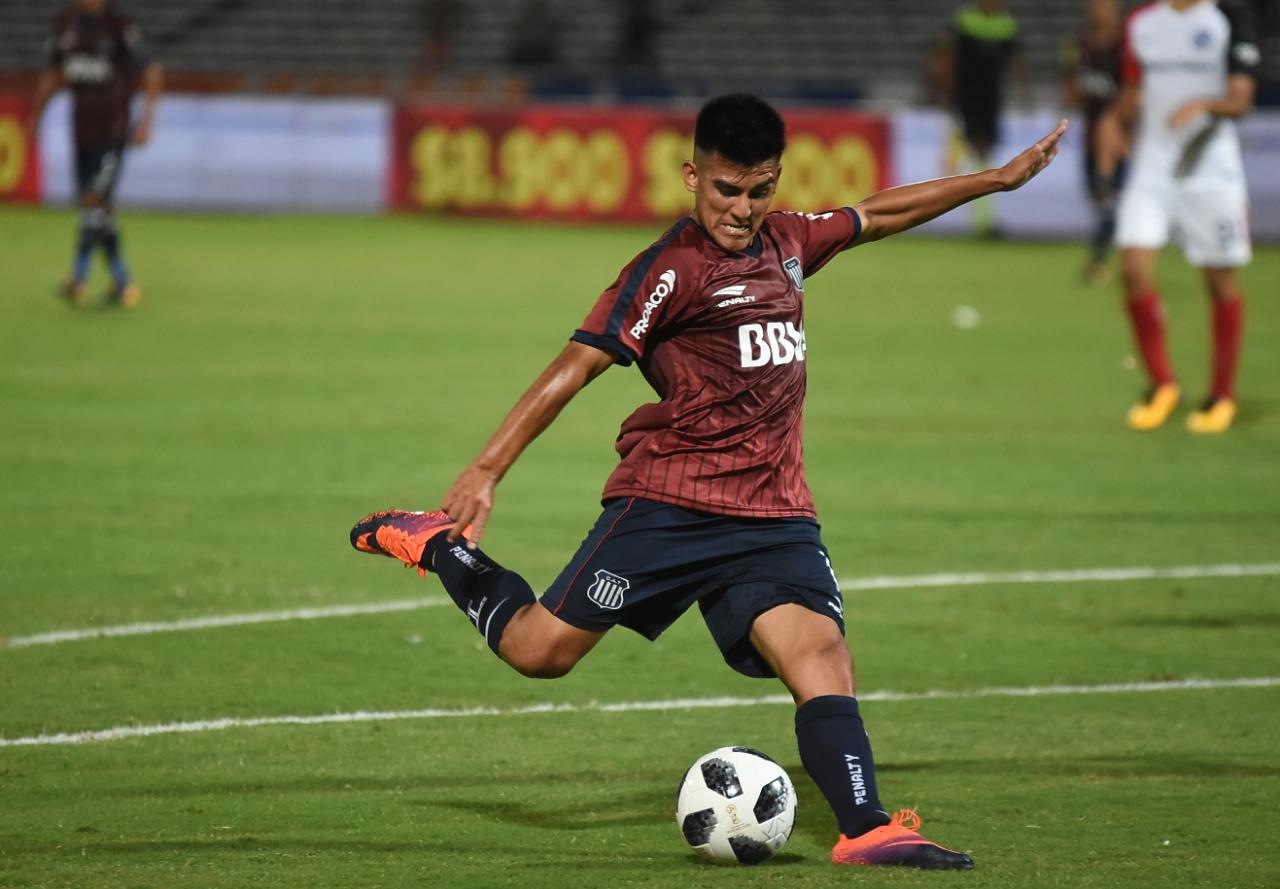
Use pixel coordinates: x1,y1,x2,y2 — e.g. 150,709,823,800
389,104,891,222
0,95,41,204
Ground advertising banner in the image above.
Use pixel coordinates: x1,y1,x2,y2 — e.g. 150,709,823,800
389,104,892,222
0,95,41,204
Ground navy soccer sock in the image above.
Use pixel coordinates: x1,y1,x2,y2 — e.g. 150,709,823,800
101,214,131,287
72,208,104,283
421,534,535,656
795,695,892,839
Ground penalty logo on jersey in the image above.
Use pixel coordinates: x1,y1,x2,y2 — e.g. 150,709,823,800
783,257,804,291
587,570,630,610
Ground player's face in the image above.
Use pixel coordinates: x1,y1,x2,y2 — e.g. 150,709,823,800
1087,0,1119,29
75,0,107,12
683,152,781,253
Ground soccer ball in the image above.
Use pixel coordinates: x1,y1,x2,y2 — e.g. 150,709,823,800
674,746,797,865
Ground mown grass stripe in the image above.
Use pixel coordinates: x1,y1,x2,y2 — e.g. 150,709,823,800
5,562,1277,650
2,676,1275,748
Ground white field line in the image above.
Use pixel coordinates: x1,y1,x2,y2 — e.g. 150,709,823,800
4,561,1279,651
2,598,452,648
2,676,1276,749
840,562,1280,591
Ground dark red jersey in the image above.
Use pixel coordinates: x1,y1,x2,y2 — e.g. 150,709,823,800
1061,32,1122,140
46,5,152,146
573,209,861,519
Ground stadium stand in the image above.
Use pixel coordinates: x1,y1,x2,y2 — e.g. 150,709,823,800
0,0,1276,102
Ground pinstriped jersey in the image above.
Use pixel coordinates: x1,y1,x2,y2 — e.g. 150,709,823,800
572,209,861,519
1121,0,1260,180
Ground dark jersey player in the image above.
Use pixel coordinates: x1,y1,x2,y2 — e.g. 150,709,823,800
351,95,1066,870
1062,0,1126,284
29,0,162,308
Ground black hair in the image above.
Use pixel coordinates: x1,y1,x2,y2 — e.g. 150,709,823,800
693,94,786,167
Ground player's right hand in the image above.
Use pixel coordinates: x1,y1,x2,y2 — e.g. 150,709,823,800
440,463,498,549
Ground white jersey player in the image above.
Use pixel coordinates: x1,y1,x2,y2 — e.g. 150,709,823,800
1099,0,1259,433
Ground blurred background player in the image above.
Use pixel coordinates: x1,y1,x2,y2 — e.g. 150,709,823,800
932,0,1031,237
28,0,162,308
1099,0,1260,433
1061,0,1126,285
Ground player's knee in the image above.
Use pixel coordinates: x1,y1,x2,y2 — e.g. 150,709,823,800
500,637,579,679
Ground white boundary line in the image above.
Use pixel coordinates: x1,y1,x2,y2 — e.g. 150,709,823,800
2,598,452,648
4,562,1278,650
2,676,1276,748
840,562,1280,592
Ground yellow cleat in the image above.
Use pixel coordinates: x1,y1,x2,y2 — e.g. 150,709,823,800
109,282,142,308
1186,396,1236,434
58,278,88,307
1126,383,1181,431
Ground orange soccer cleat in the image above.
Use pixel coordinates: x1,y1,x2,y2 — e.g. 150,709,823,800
830,808,974,870
349,510,458,576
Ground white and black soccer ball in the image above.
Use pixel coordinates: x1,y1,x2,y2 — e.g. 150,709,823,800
675,746,797,865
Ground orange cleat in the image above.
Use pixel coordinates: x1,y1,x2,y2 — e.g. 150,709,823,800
107,282,142,308
830,809,973,870
350,510,458,576
58,278,88,307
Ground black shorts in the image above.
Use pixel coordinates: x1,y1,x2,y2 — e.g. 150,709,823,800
540,497,845,678
75,143,126,202
958,97,1000,150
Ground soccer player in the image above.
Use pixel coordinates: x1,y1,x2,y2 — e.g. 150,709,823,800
932,0,1031,236
1061,0,1126,285
29,0,162,308
1098,0,1260,433
352,95,1065,870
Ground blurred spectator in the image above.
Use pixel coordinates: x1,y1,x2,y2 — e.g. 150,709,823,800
508,0,561,73
419,0,461,76
932,0,1031,235
1061,0,1125,284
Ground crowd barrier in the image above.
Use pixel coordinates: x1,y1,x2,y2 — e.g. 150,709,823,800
4,93,1278,240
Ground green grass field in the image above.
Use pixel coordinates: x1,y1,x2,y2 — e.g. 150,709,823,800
1,206,1278,889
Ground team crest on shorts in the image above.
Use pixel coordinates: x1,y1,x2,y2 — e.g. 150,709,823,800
587,569,630,610
783,256,804,291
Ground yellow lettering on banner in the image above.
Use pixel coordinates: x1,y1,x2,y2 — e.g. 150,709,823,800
582,130,627,213
412,122,631,214
543,127,580,212
0,116,27,194
498,126,543,210
644,129,690,216
776,133,879,211
453,126,494,208
410,125,450,209
829,136,878,204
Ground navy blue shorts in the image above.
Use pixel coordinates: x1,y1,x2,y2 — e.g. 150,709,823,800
75,142,126,202
540,497,845,678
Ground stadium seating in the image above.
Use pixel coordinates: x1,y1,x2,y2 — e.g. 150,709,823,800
0,0,1275,102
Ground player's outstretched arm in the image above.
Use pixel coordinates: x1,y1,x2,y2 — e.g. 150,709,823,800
26,69,63,140
131,62,164,146
440,341,615,547
852,119,1067,244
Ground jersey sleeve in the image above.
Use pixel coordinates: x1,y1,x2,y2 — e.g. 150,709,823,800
571,220,695,366
1221,0,1261,79
770,209,861,279
119,17,155,69
1120,9,1142,85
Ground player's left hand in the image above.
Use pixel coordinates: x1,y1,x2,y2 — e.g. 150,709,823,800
1168,99,1209,131
994,119,1068,192
130,119,152,146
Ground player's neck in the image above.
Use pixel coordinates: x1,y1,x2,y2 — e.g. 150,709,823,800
1166,0,1203,12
